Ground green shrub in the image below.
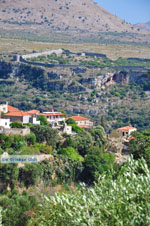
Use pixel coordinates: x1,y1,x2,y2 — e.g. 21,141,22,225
58,146,84,162
10,122,24,128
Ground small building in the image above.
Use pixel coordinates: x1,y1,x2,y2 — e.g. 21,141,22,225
39,109,65,126
0,104,40,125
26,110,40,125
117,126,137,137
63,123,72,135
67,115,93,128
3,111,31,124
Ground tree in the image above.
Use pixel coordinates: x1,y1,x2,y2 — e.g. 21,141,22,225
0,192,37,226
37,115,49,126
25,133,36,146
18,164,41,187
74,130,93,156
129,130,150,166
31,125,60,148
0,163,19,190
82,146,115,183
66,118,76,125
90,126,106,148
101,115,106,130
0,134,13,150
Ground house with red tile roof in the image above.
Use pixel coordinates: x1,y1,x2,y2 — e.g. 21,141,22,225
26,110,40,116
67,115,93,128
0,103,40,125
39,110,65,126
3,111,31,124
117,126,137,137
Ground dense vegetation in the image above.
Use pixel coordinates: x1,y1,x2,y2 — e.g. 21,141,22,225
0,49,150,225
28,157,150,226
0,121,150,225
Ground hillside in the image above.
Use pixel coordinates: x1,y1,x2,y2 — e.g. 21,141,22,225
0,52,150,131
135,21,150,32
0,0,149,43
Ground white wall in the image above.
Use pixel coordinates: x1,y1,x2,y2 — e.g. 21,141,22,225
22,116,30,124
0,118,10,129
30,117,40,125
128,128,137,135
0,104,8,113
22,49,63,60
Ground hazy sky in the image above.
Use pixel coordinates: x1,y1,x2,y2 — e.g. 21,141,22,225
94,0,150,24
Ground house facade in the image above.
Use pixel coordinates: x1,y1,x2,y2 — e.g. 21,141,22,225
39,111,65,126
3,111,31,124
117,126,137,137
0,103,41,125
67,115,93,128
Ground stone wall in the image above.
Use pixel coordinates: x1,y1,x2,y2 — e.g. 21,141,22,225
4,128,30,136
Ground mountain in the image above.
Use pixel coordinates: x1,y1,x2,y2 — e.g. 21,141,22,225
0,0,149,43
135,21,150,32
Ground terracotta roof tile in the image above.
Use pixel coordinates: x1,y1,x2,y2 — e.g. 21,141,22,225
67,116,91,121
4,111,30,117
26,110,40,115
117,126,137,133
8,105,20,112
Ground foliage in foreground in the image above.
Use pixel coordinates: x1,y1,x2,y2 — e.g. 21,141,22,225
29,157,150,226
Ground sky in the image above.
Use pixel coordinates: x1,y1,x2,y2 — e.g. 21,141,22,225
94,0,150,24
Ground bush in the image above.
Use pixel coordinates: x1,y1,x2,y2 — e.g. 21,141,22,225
25,133,36,145
66,118,76,125
10,122,24,128
58,146,84,162
37,115,49,126
0,193,37,226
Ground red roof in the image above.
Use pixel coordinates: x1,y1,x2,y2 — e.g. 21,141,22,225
26,110,40,115
8,105,20,112
4,111,30,117
128,136,136,141
117,126,137,133
67,116,91,121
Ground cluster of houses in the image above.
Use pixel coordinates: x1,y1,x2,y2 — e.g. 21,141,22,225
0,102,137,139
0,102,94,135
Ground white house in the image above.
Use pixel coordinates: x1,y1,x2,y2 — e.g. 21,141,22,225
39,110,65,126
67,115,93,128
117,126,137,137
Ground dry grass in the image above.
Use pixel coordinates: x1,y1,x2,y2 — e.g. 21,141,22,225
0,38,150,60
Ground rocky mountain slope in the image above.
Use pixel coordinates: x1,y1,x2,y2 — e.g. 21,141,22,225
0,59,150,130
0,0,149,43
135,21,150,32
